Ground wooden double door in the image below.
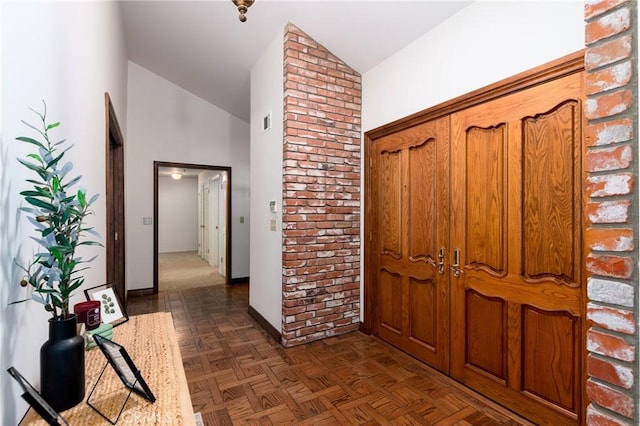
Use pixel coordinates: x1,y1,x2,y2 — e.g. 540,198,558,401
366,58,584,425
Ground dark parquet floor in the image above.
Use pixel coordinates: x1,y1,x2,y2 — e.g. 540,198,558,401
127,283,532,425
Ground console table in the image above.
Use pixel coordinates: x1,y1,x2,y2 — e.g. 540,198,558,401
22,312,195,425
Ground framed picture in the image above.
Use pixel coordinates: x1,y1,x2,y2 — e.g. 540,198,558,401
92,335,155,403
7,367,68,426
84,283,128,327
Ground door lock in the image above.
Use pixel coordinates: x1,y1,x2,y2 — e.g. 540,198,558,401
437,247,445,275
450,248,463,277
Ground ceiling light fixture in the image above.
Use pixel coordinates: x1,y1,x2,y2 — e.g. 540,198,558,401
171,173,182,180
232,0,254,23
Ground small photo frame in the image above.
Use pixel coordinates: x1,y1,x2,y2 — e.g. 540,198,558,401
92,335,155,403
84,283,128,327
7,366,68,426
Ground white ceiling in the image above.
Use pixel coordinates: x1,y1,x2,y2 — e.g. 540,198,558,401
120,0,472,123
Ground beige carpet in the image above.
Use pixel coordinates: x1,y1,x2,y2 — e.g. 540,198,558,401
159,251,226,291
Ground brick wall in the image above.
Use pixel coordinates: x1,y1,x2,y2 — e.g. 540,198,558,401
281,24,362,347
584,1,638,424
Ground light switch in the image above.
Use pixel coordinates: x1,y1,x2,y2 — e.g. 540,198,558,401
240,216,245,223
270,220,277,231
143,217,152,225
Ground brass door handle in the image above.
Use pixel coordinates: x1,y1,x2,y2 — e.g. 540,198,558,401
450,248,463,277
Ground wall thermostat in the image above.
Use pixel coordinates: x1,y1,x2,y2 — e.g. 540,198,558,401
269,201,277,213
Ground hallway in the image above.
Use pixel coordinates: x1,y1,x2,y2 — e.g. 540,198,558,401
127,284,531,425
159,251,226,291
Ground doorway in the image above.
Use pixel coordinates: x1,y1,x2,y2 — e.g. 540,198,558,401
105,93,126,303
153,161,231,293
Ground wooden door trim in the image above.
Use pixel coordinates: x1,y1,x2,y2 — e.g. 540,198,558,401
105,93,126,301
363,49,585,339
362,134,376,335
365,50,585,140
153,161,232,293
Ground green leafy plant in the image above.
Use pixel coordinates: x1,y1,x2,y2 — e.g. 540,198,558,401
16,101,101,320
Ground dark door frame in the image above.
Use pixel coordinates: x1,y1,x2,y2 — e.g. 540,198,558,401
153,161,232,293
105,93,126,302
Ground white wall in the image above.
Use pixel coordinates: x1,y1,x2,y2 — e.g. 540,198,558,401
0,2,127,423
126,62,250,290
363,1,586,132
360,1,586,318
250,29,284,332
158,176,199,253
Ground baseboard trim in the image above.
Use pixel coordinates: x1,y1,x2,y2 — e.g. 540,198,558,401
231,276,250,284
248,305,281,342
128,288,156,297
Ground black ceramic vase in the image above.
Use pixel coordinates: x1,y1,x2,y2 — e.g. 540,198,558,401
40,314,85,412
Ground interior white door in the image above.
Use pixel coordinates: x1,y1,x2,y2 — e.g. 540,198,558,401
218,173,227,277
203,184,210,263
210,176,220,268
198,185,203,258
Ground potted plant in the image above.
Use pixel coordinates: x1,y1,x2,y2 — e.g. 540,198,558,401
15,101,101,411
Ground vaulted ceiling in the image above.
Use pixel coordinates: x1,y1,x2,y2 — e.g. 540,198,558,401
120,1,472,122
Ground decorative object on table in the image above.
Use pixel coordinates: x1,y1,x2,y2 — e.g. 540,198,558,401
88,334,156,424
39,316,86,412
7,367,69,426
84,323,114,350
73,300,101,330
84,283,128,327
14,102,102,412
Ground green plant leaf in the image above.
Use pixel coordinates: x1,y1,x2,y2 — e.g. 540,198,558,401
17,158,45,175
51,176,60,194
16,136,45,149
67,279,84,294
46,121,61,130
77,190,86,208
26,153,43,163
77,241,103,247
46,150,65,170
65,175,81,188
20,190,50,198
52,138,67,147
24,196,56,212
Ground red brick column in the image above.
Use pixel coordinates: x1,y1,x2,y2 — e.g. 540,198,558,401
281,24,362,346
584,1,638,424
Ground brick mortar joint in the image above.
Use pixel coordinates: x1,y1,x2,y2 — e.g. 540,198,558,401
585,110,637,127
585,137,634,148
586,222,634,231
589,351,637,366
585,31,634,52
584,56,634,76
585,85,634,101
